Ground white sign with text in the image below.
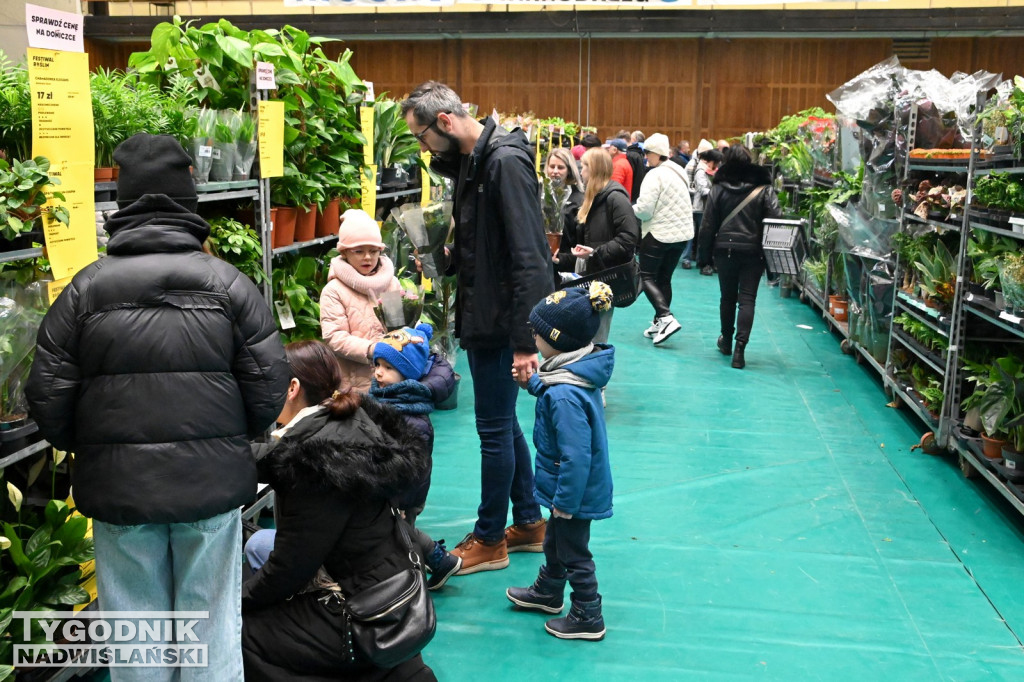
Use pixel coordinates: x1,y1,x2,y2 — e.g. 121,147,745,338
25,4,84,53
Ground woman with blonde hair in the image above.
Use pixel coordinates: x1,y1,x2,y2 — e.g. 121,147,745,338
544,148,586,268
554,147,639,346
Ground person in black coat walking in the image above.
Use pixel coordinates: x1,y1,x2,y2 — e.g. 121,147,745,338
26,133,289,680
402,81,552,573
242,340,435,682
697,144,782,369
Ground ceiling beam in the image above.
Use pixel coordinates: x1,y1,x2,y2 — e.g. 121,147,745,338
84,8,1024,42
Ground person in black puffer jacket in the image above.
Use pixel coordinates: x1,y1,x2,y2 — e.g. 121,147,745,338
242,341,435,682
697,144,782,370
555,148,639,347
25,133,289,679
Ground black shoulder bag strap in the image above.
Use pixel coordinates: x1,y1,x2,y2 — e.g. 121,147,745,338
719,186,765,231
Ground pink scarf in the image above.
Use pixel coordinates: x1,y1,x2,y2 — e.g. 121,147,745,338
328,255,397,297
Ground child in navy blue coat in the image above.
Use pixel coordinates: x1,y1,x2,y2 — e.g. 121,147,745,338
507,281,615,641
370,322,461,590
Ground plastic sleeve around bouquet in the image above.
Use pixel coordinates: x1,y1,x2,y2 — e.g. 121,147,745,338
374,285,425,331
390,202,452,280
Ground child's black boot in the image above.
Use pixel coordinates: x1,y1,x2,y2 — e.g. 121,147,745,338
426,540,462,591
506,565,566,614
544,593,606,640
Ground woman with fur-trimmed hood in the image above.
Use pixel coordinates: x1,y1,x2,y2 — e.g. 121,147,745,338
697,144,782,370
241,340,435,682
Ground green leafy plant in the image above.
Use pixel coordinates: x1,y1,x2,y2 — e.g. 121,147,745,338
802,257,827,292
272,254,329,342
373,99,420,170
0,492,95,677
893,313,948,353
0,156,69,241
0,52,31,163
914,239,956,306
973,172,1024,213
976,355,1024,448
206,217,266,285
967,231,1017,289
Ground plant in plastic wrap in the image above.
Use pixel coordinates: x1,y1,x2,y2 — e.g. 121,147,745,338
390,202,452,280
540,176,570,255
0,281,46,426
999,253,1024,310
914,240,956,308
374,278,424,331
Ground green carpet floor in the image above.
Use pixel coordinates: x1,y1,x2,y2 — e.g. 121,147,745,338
419,267,1024,681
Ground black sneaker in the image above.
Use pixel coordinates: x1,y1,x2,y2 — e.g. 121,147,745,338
700,265,714,276
426,540,462,591
717,335,732,356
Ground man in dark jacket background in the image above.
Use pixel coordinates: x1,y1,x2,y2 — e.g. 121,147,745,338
402,82,552,574
26,133,289,680
626,130,648,201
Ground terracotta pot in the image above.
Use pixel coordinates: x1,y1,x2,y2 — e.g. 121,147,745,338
111,167,119,181
546,233,561,257
272,206,298,249
828,295,848,322
316,198,341,238
294,204,316,243
981,433,1007,459
94,167,114,183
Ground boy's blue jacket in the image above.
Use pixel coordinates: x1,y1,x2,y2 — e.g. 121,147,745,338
526,345,614,520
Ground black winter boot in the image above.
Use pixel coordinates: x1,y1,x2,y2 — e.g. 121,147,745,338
506,565,566,614
732,342,746,369
545,593,606,640
717,335,732,356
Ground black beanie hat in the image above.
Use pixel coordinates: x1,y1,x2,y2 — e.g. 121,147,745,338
529,281,614,352
114,133,198,213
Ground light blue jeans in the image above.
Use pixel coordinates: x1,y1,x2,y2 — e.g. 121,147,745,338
92,509,243,682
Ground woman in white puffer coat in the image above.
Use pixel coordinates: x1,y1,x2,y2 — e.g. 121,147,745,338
633,133,694,346
319,209,401,392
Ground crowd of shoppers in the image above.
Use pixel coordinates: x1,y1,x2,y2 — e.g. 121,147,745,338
24,83,782,680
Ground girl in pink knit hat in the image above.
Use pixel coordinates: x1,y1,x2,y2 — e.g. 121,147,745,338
319,209,402,392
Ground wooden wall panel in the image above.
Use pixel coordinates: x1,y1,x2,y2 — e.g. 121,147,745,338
87,35,1024,147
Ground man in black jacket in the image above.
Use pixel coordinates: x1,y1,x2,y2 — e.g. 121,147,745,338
403,82,552,575
626,131,648,200
26,134,289,679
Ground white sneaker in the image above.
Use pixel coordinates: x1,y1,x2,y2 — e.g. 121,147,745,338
652,315,681,345
643,319,664,338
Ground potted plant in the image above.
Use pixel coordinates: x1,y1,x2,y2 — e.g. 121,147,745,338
802,257,827,294
0,156,69,251
210,110,239,183
914,240,956,310
0,51,31,163
0,286,45,432
233,109,257,181
998,252,1024,316
206,217,266,286
975,355,1024,458
540,176,570,256
374,99,422,189
0,493,95,677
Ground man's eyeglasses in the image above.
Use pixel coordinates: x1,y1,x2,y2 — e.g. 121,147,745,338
411,113,445,142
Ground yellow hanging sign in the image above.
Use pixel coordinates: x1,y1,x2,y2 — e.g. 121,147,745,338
361,106,375,166
361,165,377,216
28,48,96,280
535,127,542,176
420,151,431,205
47,276,72,305
257,100,284,178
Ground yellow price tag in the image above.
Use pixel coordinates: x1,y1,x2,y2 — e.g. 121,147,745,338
258,101,284,178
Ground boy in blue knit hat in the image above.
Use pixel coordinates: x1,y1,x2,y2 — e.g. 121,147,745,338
370,322,461,590
506,281,615,641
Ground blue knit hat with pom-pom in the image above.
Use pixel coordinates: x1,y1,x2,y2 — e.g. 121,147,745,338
373,323,434,380
529,281,613,352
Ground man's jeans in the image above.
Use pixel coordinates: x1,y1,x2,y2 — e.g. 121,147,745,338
92,509,243,681
467,346,542,542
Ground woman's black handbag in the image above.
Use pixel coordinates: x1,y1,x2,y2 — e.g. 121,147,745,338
313,510,436,668
557,258,642,308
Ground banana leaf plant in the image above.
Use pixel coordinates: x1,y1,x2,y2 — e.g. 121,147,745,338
373,99,422,170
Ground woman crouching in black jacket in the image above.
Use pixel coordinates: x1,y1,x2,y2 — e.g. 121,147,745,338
697,144,781,369
241,340,435,681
